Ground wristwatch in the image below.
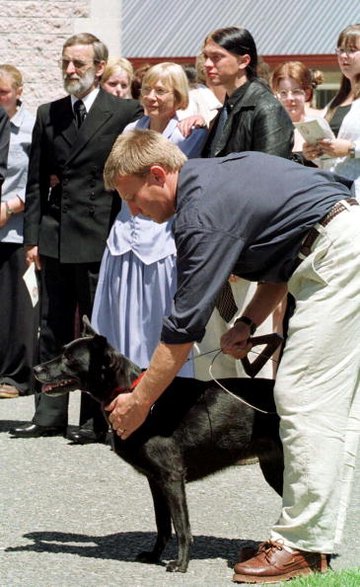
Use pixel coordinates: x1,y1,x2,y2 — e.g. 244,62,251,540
5,201,14,217
235,315,257,335
348,144,356,159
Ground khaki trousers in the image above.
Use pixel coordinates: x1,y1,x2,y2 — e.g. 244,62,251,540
271,203,360,553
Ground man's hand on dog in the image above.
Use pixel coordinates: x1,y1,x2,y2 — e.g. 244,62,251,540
105,340,198,439
105,391,150,439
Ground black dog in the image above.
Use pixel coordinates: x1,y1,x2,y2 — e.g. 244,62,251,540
34,317,283,573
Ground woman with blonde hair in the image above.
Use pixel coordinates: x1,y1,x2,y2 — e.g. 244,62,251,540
92,62,207,373
101,57,134,99
303,23,360,198
0,64,38,398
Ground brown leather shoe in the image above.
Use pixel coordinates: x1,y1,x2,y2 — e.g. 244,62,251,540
233,540,328,583
237,542,262,563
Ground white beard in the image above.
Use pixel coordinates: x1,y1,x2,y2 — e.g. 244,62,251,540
64,67,97,97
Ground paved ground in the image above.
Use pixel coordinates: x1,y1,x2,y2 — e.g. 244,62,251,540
1,393,359,587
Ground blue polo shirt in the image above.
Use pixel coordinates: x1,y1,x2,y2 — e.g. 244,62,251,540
161,151,351,344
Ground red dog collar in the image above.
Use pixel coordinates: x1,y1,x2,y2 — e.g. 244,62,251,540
110,370,146,400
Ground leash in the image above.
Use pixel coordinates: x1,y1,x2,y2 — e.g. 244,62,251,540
108,335,282,415
192,333,283,377
208,350,276,414
206,334,283,414
192,343,279,364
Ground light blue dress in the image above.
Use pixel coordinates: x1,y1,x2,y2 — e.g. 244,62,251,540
91,116,207,374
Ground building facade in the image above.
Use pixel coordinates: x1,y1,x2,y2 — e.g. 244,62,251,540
0,0,121,112
0,1,358,112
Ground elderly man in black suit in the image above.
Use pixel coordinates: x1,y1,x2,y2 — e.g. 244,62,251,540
11,33,142,441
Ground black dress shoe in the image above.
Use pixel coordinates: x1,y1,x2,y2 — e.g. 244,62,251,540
67,428,108,445
10,423,67,438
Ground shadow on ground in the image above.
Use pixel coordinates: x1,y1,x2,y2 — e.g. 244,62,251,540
5,530,258,570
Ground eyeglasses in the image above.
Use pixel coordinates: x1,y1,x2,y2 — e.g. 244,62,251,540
335,47,360,57
140,86,173,98
276,89,306,101
59,59,97,70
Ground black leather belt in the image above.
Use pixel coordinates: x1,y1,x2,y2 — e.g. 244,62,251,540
294,198,359,269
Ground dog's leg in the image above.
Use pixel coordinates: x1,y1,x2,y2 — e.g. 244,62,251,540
258,444,284,497
162,476,193,573
136,478,172,565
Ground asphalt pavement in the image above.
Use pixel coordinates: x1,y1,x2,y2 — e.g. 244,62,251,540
1,393,359,587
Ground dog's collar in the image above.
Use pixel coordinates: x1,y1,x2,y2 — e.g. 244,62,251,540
109,371,145,402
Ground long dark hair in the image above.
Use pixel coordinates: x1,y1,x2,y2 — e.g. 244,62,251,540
326,23,360,121
205,26,258,80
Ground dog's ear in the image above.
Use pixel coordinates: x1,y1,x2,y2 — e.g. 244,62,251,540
91,336,118,372
82,315,98,337
91,333,109,351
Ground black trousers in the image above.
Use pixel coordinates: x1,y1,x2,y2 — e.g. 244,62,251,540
0,243,39,394
33,256,107,432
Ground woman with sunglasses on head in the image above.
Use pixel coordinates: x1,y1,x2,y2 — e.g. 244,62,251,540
271,61,324,162
92,62,207,375
303,23,360,198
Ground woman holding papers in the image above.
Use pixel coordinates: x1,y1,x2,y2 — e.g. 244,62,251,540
303,23,360,199
271,60,324,157
0,64,38,398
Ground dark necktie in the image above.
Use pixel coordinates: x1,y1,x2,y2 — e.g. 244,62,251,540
210,100,237,321
74,99,86,128
209,102,229,157
215,280,238,323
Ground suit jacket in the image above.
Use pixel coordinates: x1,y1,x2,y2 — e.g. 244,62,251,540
24,89,142,263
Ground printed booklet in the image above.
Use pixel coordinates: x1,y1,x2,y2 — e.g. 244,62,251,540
294,118,335,144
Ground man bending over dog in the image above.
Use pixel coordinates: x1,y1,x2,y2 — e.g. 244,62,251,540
103,128,360,584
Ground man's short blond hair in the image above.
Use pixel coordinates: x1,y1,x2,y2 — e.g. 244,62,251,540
104,129,187,190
